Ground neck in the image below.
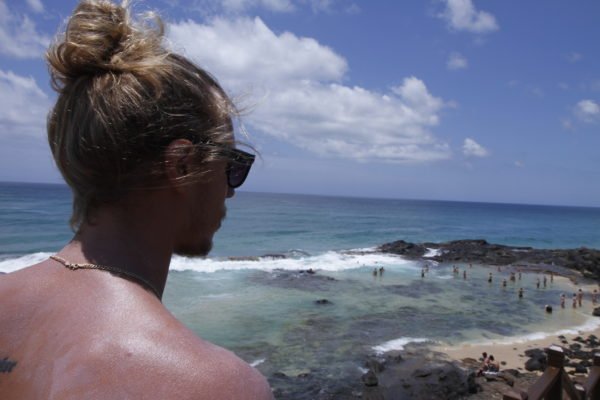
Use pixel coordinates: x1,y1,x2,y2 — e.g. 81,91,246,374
59,195,177,300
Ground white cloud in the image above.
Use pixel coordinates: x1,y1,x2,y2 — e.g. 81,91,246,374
0,70,51,138
26,0,44,13
169,17,452,163
252,78,450,162
188,0,358,14
302,0,332,13
220,0,294,13
0,1,50,58
575,99,600,123
566,52,582,63
345,3,361,14
439,0,499,34
462,138,488,157
169,17,346,88
299,0,360,14
447,52,468,70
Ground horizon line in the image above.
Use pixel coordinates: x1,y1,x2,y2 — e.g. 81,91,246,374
1,180,598,210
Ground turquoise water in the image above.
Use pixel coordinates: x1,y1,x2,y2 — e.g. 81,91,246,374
2,181,600,392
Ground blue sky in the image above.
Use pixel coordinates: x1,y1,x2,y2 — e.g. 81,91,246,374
1,0,599,207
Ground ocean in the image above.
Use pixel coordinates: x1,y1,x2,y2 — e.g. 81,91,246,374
2,181,600,393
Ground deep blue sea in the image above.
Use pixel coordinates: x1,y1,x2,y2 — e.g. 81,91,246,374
2,181,600,391
3,181,598,258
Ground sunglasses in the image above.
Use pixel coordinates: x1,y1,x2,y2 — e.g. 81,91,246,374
226,148,255,189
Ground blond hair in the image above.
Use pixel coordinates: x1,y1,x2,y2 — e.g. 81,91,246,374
46,0,237,229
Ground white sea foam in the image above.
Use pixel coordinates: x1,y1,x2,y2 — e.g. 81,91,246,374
169,251,410,273
344,246,379,253
468,317,600,347
0,250,410,274
423,248,441,258
250,358,265,367
372,337,431,355
0,252,53,273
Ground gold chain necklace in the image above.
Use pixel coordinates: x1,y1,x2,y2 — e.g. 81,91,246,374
50,255,161,300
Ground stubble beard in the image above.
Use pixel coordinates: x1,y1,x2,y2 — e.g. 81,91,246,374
174,206,226,257
174,239,213,257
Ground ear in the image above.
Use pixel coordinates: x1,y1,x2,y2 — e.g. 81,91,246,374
164,138,194,188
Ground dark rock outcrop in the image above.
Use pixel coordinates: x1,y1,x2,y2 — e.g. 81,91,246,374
361,370,378,387
377,240,428,258
361,350,477,400
524,348,548,372
524,357,545,372
378,239,600,281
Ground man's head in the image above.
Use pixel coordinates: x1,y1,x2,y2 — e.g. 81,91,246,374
46,0,252,235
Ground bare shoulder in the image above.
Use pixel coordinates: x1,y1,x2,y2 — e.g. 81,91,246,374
96,311,274,400
179,338,273,400
0,265,273,399
159,328,273,400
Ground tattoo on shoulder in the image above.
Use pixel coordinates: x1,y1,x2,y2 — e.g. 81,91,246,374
0,357,17,373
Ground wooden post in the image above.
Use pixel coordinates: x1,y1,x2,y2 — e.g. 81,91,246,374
523,346,563,399
585,353,600,400
546,346,564,400
504,347,597,400
503,391,528,400
573,383,585,400
547,345,565,367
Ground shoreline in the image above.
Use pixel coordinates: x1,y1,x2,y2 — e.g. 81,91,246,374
435,323,600,371
433,271,600,372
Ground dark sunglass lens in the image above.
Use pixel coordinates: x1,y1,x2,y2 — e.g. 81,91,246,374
226,148,254,188
228,164,250,188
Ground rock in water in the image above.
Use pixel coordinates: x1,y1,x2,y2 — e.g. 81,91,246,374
362,370,378,387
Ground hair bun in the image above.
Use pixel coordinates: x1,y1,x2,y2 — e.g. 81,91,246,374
47,0,166,88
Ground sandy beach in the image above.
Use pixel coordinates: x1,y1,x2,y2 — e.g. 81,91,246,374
437,324,600,371
436,277,600,372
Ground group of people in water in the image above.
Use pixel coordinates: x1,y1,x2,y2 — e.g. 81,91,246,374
559,288,598,309
418,263,599,310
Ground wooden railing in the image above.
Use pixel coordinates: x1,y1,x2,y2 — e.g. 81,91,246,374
503,345,600,400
